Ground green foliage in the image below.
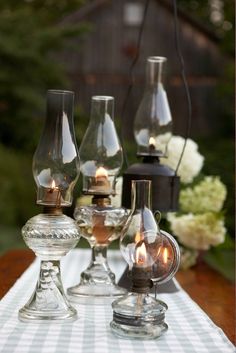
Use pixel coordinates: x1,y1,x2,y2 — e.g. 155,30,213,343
0,1,89,253
204,234,235,282
0,225,24,256
0,1,87,23
178,0,234,53
0,145,40,254
0,144,38,226
197,137,234,236
173,1,235,242
0,0,89,151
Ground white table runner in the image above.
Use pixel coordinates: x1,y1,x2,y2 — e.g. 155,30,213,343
0,249,235,353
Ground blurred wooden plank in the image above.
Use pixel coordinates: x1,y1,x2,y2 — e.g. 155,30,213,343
0,249,35,299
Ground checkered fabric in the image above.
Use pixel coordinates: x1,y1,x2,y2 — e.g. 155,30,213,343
0,249,234,353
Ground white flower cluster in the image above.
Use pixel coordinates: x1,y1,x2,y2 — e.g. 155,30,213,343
111,177,123,207
159,135,204,184
168,212,226,250
179,246,198,270
180,176,227,213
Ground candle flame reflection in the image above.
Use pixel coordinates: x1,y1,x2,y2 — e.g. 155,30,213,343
134,231,142,243
163,247,168,264
156,246,161,257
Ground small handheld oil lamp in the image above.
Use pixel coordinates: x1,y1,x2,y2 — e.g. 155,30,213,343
122,56,180,213
18,90,80,322
110,180,180,339
67,96,128,302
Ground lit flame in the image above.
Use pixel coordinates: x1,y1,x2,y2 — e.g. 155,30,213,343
134,231,141,243
135,242,147,265
149,137,156,148
95,166,108,180
163,247,168,264
51,180,56,189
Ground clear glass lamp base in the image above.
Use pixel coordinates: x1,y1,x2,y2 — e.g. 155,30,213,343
19,260,77,322
18,213,80,323
110,293,168,339
67,246,127,303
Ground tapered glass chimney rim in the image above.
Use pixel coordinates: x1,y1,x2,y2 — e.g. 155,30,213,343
147,56,167,63
47,89,74,95
92,95,114,101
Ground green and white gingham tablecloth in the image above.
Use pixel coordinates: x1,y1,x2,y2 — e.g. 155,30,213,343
0,249,235,353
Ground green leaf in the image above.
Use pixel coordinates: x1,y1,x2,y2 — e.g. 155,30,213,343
204,240,235,282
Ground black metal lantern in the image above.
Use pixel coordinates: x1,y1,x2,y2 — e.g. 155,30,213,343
122,157,179,212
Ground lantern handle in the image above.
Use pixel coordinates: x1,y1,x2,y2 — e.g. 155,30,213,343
154,210,161,224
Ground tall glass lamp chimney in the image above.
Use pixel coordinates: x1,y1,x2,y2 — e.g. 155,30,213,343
134,56,172,157
33,90,80,207
79,96,123,196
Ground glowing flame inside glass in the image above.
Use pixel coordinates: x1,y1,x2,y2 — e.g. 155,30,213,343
135,242,147,265
149,137,156,149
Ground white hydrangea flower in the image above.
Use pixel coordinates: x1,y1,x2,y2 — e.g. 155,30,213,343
159,135,204,184
179,246,198,270
167,212,226,250
180,176,227,213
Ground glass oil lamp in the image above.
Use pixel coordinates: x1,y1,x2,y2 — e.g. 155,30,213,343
18,90,80,322
67,96,128,302
110,180,180,339
122,56,180,213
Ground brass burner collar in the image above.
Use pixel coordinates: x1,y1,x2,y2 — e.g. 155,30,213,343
43,206,63,215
